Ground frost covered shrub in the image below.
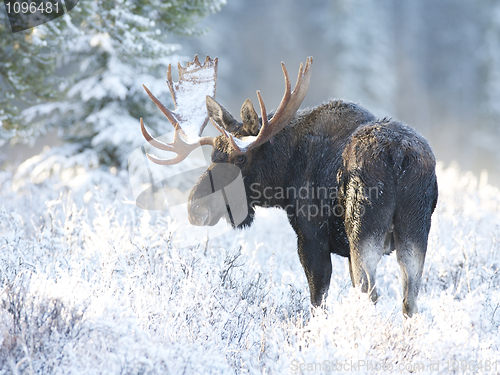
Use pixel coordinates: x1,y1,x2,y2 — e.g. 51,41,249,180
0,162,500,374
0,277,88,374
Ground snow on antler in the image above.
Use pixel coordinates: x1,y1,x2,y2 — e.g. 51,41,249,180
143,55,218,142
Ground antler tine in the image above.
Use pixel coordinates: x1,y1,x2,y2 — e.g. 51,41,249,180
146,125,191,165
141,118,214,165
143,84,178,127
249,90,272,148
140,117,172,151
269,57,312,129
245,61,293,149
166,64,178,109
267,61,292,127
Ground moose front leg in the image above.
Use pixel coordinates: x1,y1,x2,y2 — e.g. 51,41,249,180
296,232,332,307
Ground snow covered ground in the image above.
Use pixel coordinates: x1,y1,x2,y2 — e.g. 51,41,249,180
1,161,499,374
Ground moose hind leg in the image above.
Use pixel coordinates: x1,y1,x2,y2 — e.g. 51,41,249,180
349,237,383,303
393,171,436,317
395,237,426,318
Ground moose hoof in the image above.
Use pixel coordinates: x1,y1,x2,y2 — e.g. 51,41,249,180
403,301,418,318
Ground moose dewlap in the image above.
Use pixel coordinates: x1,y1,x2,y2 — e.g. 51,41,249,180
140,56,438,318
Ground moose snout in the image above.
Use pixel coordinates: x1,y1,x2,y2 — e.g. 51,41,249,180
188,205,211,226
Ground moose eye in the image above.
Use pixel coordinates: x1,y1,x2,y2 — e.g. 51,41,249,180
236,155,246,165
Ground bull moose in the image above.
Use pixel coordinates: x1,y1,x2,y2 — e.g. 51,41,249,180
140,56,438,317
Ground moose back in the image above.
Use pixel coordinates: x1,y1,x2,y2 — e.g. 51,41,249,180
140,56,438,317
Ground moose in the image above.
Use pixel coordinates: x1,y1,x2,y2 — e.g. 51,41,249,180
140,56,438,317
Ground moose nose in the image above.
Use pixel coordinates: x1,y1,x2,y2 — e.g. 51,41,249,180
188,206,211,226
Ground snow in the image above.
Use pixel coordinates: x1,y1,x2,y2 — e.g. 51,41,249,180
171,62,217,141
1,162,500,374
230,135,258,152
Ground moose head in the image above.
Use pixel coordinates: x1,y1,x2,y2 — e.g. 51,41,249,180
140,55,313,229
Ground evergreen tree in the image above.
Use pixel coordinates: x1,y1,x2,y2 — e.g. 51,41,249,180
0,9,65,144
1,0,225,169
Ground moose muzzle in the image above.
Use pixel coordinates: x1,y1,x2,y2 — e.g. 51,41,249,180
188,163,248,227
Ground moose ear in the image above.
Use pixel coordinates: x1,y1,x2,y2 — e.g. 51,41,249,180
240,99,260,135
206,96,237,131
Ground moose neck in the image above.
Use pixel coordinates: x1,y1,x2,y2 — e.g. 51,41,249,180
245,116,309,209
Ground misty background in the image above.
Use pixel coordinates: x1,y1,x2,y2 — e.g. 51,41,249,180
174,0,500,186
3,0,500,185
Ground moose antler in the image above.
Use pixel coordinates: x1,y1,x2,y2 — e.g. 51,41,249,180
141,56,313,165
219,57,313,153
140,119,214,165
140,55,218,165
